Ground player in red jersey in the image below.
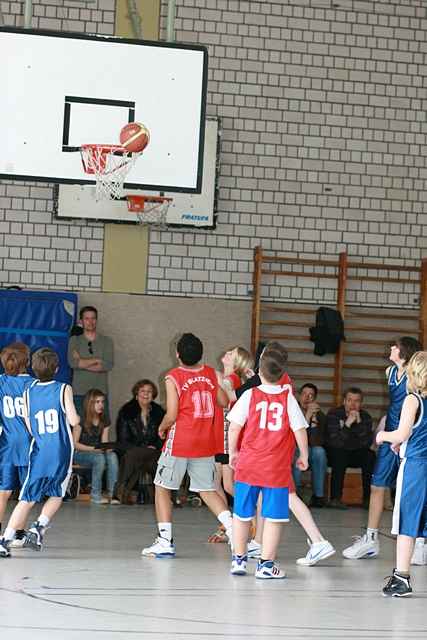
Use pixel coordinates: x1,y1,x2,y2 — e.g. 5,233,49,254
236,344,335,566
209,346,254,543
228,342,335,578
142,333,231,558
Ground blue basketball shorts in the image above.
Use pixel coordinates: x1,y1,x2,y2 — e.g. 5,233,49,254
371,442,400,488
0,461,28,491
392,458,427,538
19,469,72,503
233,481,289,522
19,445,73,503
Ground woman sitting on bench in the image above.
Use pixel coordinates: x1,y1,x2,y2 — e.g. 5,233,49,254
73,388,120,505
116,379,165,505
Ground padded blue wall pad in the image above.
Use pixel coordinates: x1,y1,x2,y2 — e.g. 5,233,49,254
0,289,77,383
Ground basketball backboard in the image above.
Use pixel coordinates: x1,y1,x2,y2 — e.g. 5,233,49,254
56,118,219,229
0,27,208,192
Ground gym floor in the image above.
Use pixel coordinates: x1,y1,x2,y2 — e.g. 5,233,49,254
0,501,425,639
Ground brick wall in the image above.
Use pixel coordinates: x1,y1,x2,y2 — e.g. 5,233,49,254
0,0,114,290
1,0,115,30
1,0,426,307
150,0,427,307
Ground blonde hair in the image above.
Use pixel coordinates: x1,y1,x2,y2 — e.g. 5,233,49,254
230,346,254,383
406,351,427,398
0,342,30,376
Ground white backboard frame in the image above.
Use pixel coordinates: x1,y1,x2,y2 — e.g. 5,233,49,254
55,118,219,229
0,27,208,192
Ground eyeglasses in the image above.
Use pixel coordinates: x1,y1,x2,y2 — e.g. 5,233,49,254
88,341,93,355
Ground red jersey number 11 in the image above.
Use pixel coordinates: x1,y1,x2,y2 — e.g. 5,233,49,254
256,401,284,432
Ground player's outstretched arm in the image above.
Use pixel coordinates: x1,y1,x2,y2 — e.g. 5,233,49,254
294,427,309,471
64,384,80,428
377,394,418,446
217,371,235,405
228,420,243,469
158,378,179,439
216,381,229,408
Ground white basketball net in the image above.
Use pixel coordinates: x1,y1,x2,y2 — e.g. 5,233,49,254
127,195,172,229
80,145,142,200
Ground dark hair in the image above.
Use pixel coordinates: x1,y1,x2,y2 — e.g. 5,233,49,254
254,341,266,371
83,388,107,433
0,342,30,376
259,341,288,383
32,348,59,382
392,336,422,365
300,383,318,398
132,379,158,400
344,386,363,398
177,333,203,366
79,306,98,320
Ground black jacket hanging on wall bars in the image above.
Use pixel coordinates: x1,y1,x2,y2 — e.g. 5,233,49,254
309,306,345,356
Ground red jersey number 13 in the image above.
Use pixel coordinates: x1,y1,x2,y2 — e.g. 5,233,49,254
256,401,284,432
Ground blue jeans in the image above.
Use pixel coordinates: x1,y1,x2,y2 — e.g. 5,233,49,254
74,450,119,500
293,446,328,498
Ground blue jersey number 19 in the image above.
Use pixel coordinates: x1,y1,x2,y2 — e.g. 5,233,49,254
35,409,59,434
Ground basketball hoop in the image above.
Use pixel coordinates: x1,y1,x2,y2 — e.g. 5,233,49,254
80,144,142,200
127,195,173,229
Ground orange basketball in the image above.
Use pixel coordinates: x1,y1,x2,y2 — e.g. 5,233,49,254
119,122,150,153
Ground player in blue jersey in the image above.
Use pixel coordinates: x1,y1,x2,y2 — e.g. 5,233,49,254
343,336,421,560
0,347,79,557
0,342,35,545
377,351,427,596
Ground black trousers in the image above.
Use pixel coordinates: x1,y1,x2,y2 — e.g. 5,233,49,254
117,446,160,493
327,447,376,501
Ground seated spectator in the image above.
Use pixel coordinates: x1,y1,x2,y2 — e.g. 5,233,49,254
326,387,376,509
116,379,165,504
293,383,328,508
73,389,119,505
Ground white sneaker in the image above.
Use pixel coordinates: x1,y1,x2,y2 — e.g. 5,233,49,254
91,497,109,505
247,539,262,559
0,538,11,558
9,536,26,549
24,522,45,551
230,554,247,575
296,539,336,566
342,533,379,559
141,536,176,558
411,540,427,566
255,560,286,579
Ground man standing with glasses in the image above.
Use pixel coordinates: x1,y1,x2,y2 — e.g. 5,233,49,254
67,306,114,421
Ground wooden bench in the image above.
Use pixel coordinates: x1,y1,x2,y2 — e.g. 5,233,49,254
326,466,363,505
299,466,364,505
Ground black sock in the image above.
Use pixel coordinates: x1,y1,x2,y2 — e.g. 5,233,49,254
260,558,272,564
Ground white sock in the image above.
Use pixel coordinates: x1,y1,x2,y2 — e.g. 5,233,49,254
415,537,425,546
367,528,378,541
312,538,326,546
38,515,50,528
3,527,16,541
218,510,233,531
158,522,172,542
